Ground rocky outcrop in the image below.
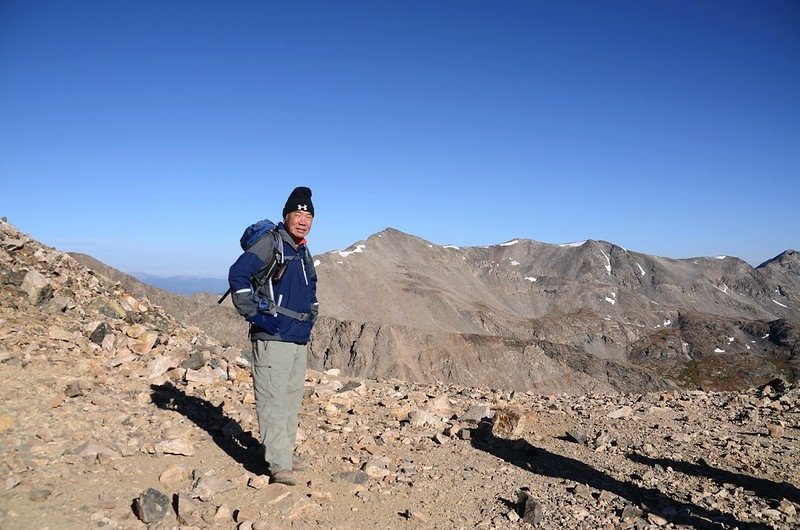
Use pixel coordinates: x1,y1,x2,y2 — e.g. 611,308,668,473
309,317,674,394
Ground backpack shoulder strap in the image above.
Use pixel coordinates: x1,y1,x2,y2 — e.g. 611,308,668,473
252,229,283,292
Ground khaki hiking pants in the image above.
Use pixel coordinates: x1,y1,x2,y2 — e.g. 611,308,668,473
251,340,307,474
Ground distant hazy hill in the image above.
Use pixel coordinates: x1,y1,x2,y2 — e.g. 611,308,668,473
130,273,227,296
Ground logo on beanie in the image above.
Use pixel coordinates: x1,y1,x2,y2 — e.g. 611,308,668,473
283,186,314,218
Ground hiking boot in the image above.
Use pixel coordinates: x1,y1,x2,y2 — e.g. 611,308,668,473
270,469,297,486
292,456,308,471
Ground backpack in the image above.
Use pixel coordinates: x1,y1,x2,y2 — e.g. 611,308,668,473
217,219,284,304
218,219,316,320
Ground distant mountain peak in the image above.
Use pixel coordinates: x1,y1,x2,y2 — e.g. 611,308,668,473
757,249,799,270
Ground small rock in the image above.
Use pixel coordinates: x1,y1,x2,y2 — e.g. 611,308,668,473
594,431,614,448
285,498,318,520
192,475,236,501
491,408,536,440
181,351,206,370
460,404,492,423
566,430,588,444
214,504,234,521
248,475,269,489
74,441,120,459
571,484,592,498
426,394,454,417
778,498,796,516
235,506,260,522
432,432,448,445
517,490,543,526
341,382,365,396
175,492,199,524
49,327,74,342
107,354,137,368
29,489,52,502
400,509,429,522
0,236,24,250
185,369,216,385
124,324,147,339
147,355,180,378
0,414,15,433
133,488,170,524
766,423,784,438
159,464,189,486
48,293,71,312
621,504,644,520
64,381,83,398
263,483,293,505
89,322,109,345
443,423,461,437
130,331,159,355
607,406,633,419
362,456,391,479
22,269,53,305
408,409,440,427
334,471,369,484
155,438,195,456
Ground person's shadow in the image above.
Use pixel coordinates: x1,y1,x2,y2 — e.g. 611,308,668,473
150,382,264,475
471,428,771,530
629,453,800,505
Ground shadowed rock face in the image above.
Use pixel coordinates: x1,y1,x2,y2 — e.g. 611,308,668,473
73,226,798,393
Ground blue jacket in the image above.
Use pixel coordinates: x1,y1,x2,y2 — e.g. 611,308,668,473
228,223,318,343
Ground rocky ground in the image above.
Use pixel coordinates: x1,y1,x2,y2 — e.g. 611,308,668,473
2,221,800,529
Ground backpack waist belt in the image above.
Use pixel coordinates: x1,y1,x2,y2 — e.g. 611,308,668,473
263,301,311,322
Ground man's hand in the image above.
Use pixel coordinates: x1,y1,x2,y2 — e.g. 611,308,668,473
247,313,280,334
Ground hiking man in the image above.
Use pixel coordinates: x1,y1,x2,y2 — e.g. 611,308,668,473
228,186,318,485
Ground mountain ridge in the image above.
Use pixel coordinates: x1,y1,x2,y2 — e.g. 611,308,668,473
63,225,800,392
313,228,798,390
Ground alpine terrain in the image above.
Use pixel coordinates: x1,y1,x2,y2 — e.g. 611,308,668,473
1,219,799,529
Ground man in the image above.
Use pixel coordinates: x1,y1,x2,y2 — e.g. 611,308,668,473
228,186,318,486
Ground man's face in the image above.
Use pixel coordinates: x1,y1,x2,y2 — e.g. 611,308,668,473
285,210,313,240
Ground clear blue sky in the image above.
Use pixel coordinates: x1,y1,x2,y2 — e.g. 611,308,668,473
1,1,798,276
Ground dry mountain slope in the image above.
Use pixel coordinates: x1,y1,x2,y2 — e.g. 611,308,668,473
317,229,799,329
65,226,800,393
68,236,676,394
314,229,799,390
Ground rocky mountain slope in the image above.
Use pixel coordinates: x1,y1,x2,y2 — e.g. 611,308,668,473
71,228,800,394
317,229,799,329
1,219,799,529
312,229,799,391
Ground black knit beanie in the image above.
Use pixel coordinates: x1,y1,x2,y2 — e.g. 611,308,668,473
282,186,314,218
